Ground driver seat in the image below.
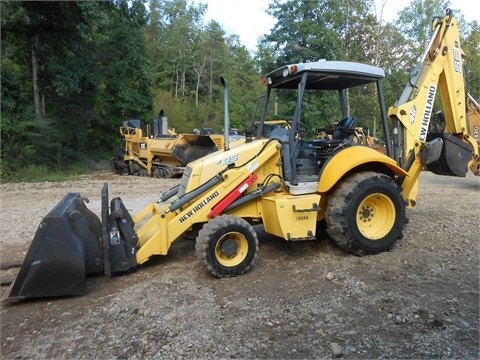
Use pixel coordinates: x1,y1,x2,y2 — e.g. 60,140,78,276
312,117,358,166
313,116,358,147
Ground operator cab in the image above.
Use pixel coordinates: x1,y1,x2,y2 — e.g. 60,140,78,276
258,59,391,189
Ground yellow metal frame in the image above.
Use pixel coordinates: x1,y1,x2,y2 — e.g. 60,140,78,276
317,146,408,194
132,139,282,265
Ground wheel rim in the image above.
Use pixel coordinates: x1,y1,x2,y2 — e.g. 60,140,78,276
214,232,249,267
356,192,396,240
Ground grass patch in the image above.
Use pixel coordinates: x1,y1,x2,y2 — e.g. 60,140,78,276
1,163,92,183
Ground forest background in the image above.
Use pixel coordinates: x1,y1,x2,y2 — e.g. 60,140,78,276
1,0,479,179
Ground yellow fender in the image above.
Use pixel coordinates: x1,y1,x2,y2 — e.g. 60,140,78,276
317,146,408,193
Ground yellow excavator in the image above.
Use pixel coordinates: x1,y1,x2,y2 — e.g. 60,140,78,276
8,10,479,299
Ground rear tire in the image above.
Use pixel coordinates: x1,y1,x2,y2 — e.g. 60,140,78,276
195,215,258,277
325,171,405,255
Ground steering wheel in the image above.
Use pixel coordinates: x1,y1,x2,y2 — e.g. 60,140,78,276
297,121,309,136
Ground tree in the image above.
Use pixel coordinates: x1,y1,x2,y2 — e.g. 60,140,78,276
462,21,480,100
95,0,152,122
395,0,451,69
144,0,265,133
2,2,94,121
1,1,154,176
260,0,386,134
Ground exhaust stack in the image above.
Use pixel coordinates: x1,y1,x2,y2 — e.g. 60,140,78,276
220,77,230,151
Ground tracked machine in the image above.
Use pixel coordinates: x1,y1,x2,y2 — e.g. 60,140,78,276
111,116,225,178
8,10,479,299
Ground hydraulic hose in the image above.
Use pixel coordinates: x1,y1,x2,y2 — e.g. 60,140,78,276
169,172,224,212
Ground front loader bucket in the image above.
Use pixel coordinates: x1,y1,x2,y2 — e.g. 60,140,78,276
172,134,219,165
8,193,104,300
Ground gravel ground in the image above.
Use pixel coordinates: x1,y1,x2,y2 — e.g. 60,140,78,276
0,170,479,359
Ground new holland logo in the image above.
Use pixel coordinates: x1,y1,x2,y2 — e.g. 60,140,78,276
419,85,436,141
179,191,219,223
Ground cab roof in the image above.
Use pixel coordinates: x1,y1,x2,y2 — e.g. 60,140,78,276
264,59,386,90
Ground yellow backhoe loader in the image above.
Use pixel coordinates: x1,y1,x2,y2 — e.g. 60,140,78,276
8,10,479,299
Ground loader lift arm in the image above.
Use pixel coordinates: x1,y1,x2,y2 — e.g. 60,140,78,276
9,9,479,301
128,138,283,267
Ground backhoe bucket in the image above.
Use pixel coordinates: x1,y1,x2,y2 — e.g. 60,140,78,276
8,193,104,299
425,133,474,177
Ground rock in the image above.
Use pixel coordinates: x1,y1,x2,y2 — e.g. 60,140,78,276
331,342,343,357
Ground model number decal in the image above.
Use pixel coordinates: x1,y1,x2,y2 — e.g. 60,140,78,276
453,41,462,74
419,85,436,141
247,161,259,173
409,105,416,124
296,215,309,221
217,154,238,166
473,125,480,141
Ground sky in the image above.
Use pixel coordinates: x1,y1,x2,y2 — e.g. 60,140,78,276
193,0,480,52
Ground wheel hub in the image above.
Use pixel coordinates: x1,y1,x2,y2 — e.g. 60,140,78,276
220,238,238,257
360,205,373,221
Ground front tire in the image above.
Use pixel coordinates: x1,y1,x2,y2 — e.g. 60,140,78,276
195,215,258,277
325,171,405,255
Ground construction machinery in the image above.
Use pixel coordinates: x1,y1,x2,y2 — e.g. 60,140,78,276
111,116,228,178
8,10,479,300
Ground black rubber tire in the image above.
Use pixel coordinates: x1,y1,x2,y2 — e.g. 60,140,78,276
325,171,405,256
195,215,258,278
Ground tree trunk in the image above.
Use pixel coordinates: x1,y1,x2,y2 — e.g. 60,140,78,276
195,71,200,108
209,47,214,102
31,34,45,120
194,58,206,108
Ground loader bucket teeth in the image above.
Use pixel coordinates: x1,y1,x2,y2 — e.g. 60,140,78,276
8,193,103,300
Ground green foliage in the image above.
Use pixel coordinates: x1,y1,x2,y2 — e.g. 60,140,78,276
1,0,478,181
146,0,263,133
0,116,77,177
95,0,153,122
1,0,153,178
395,0,451,69
462,21,480,99
264,0,376,64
